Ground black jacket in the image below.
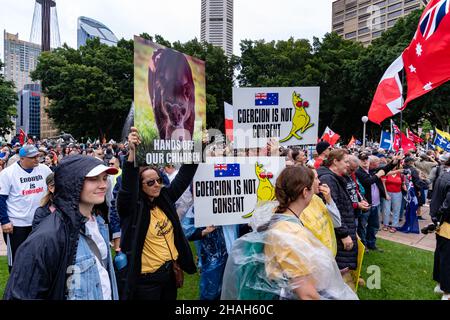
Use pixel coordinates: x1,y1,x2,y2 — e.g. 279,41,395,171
317,167,357,270
355,161,396,205
116,161,197,300
430,169,450,223
3,155,105,300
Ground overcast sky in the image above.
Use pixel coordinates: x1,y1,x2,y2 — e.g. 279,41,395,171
0,0,333,61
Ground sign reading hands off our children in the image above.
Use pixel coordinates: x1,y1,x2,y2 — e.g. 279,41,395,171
193,157,285,227
233,87,320,148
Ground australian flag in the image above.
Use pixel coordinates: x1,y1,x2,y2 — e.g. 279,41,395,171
255,93,279,106
420,0,449,40
214,163,240,178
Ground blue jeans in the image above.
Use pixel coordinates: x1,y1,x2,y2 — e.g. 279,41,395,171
382,192,402,228
367,205,380,249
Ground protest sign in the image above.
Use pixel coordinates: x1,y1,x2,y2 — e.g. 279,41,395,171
232,87,320,148
193,157,285,227
134,36,206,165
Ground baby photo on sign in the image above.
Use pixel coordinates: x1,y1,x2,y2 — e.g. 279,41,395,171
134,36,206,165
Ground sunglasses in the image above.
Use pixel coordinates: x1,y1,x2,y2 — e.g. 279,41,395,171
143,178,163,187
108,162,115,166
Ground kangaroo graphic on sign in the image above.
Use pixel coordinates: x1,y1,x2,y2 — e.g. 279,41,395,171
242,162,276,219
280,91,314,143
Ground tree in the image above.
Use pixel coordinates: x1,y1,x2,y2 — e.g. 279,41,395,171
237,35,364,140
0,59,18,137
32,38,133,140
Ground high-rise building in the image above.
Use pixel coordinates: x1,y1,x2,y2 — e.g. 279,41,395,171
77,16,118,49
332,0,429,46
30,0,61,51
16,84,41,139
3,31,41,92
201,0,233,57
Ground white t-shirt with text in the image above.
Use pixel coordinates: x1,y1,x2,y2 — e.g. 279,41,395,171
0,162,52,226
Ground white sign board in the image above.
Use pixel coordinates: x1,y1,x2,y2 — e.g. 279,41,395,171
232,87,320,148
193,157,285,227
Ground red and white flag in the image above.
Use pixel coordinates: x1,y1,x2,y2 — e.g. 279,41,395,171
368,55,404,125
369,0,450,124
406,128,424,143
392,121,416,152
224,102,233,142
321,126,340,146
19,128,26,145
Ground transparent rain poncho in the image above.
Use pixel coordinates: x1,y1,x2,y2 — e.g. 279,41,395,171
221,202,358,300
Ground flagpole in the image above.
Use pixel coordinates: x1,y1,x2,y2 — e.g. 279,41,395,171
400,68,406,150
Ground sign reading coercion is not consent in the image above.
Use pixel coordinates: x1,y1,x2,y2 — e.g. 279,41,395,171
233,87,320,148
193,157,285,227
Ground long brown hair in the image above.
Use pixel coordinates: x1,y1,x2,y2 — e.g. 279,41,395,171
275,166,315,213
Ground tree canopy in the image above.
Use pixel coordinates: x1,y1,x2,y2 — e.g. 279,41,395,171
0,59,18,137
28,8,449,142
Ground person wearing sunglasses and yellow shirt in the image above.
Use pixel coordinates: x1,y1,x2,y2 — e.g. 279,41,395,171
116,127,198,300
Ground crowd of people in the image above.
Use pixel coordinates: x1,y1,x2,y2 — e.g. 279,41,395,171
0,129,449,300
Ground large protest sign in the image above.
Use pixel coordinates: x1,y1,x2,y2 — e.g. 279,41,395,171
233,87,320,148
134,36,206,165
194,157,285,227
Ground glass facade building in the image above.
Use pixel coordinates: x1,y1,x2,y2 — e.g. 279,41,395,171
17,84,41,139
77,16,118,48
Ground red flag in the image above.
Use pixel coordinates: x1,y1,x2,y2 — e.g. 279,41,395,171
347,136,356,148
19,128,26,145
224,102,233,142
406,128,424,143
321,127,340,146
368,56,404,125
403,0,450,107
392,122,416,152
369,0,450,124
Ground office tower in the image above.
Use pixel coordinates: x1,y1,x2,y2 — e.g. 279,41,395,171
30,0,61,51
332,0,429,46
16,84,41,139
3,31,41,92
77,16,118,48
201,0,233,57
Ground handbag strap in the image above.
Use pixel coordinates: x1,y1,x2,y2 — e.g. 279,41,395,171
80,230,107,269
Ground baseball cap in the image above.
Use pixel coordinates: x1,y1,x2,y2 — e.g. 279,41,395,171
19,145,40,158
439,153,450,163
13,142,21,148
85,164,118,177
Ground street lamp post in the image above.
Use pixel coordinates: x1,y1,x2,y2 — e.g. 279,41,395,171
362,116,369,149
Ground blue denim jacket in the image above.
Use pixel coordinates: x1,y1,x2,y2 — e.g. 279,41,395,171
66,215,119,300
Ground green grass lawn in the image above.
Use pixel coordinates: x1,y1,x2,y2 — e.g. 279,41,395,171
0,239,440,300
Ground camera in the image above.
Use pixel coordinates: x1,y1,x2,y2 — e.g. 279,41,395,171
421,223,438,234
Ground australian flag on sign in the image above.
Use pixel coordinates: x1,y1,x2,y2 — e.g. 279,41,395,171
255,92,278,106
214,163,240,178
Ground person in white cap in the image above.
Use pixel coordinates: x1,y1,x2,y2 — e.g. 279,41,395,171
4,155,120,300
0,144,52,272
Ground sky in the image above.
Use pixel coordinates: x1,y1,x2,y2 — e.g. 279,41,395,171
0,0,333,61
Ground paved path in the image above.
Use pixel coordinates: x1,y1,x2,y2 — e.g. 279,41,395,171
377,204,436,252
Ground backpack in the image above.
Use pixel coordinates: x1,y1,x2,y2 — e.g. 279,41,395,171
235,239,280,300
